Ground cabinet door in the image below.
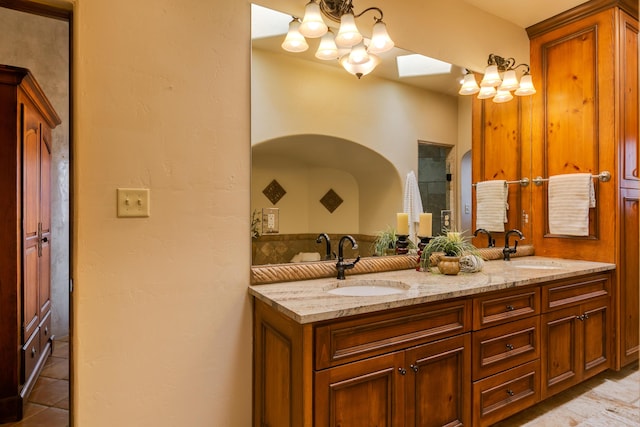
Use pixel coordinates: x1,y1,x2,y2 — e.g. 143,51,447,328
39,127,52,319
619,188,639,367
580,299,610,379
405,334,471,427
541,305,581,399
22,103,41,343
315,352,405,427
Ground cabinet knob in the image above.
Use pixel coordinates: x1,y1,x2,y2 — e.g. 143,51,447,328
506,389,515,396
398,367,407,375
583,313,589,320
410,364,419,373
506,305,515,311
44,327,49,336
31,347,36,358
506,343,514,350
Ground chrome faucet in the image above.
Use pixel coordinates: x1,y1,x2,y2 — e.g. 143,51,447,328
316,233,333,260
474,228,495,248
503,229,525,261
336,235,360,280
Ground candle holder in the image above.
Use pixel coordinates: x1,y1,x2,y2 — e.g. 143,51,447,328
395,235,409,255
417,236,432,252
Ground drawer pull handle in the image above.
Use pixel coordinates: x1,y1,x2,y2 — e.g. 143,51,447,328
31,347,36,358
410,364,419,373
44,327,48,336
506,343,514,350
398,367,407,375
506,305,515,311
506,389,514,396
583,313,589,320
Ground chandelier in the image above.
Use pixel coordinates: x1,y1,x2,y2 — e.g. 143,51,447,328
459,54,536,103
281,0,394,79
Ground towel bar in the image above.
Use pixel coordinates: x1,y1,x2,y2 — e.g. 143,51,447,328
472,177,530,187
532,171,611,186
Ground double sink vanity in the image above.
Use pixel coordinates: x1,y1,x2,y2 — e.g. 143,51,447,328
249,252,615,426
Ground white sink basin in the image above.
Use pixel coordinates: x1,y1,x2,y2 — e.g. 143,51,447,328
326,279,410,297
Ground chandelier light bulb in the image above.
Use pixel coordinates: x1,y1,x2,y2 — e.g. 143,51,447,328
458,73,480,95
480,64,502,87
499,70,519,91
493,89,514,103
477,85,497,100
367,20,394,54
315,31,339,60
348,41,370,65
335,13,363,47
515,74,537,96
281,19,309,52
340,53,380,79
299,0,328,38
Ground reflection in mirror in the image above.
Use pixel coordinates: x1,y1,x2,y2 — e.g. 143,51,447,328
251,3,472,267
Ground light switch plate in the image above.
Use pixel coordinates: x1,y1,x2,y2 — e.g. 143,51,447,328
117,188,150,218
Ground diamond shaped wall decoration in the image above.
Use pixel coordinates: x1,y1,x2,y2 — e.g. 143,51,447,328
262,179,286,205
320,189,343,213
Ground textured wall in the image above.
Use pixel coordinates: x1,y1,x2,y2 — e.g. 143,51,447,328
0,8,70,338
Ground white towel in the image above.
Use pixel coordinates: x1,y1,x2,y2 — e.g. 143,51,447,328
403,171,424,240
548,173,595,236
475,180,508,232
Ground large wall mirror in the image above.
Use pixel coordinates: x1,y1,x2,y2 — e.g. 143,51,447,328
250,2,531,276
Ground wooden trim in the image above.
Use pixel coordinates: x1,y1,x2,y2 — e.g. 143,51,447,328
0,0,71,20
527,0,638,38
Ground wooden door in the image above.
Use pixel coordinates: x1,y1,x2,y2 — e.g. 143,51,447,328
619,189,639,367
38,126,52,319
405,334,470,427
315,352,405,427
541,306,581,399
22,103,41,343
580,299,610,379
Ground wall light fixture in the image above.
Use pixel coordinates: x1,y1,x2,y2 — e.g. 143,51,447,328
459,54,536,103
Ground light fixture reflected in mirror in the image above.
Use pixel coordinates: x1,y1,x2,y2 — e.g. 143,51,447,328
459,54,536,102
282,0,394,79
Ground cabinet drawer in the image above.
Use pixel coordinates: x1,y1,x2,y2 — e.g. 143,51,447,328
22,328,40,383
473,287,540,330
39,310,53,354
315,299,470,369
473,360,540,427
473,316,540,381
542,273,610,312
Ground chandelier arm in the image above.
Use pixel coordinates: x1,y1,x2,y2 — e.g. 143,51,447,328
511,63,531,74
353,6,383,21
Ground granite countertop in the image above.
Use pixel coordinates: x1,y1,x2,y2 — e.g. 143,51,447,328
248,256,615,324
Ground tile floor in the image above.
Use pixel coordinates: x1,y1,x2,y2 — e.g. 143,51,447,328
0,338,636,426
0,336,69,427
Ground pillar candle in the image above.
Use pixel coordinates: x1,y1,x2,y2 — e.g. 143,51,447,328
396,213,409,235
419,213,432,237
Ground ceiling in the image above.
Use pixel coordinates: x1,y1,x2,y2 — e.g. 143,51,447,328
463,0,588,28
252,1,590,96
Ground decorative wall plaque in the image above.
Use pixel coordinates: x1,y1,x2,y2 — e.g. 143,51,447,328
262,179,286,205
320,189,343,213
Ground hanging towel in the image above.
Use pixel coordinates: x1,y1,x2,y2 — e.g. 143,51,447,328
548,173,595,236
403,171,424,240
475,180,508,232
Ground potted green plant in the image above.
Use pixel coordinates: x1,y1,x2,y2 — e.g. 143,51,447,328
419,230,478,275
372,226,416,256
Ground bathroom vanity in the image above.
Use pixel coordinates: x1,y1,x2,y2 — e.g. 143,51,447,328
249,257,615,427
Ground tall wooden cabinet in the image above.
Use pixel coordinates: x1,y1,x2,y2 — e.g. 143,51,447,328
527,0,639,368
0,65,60,422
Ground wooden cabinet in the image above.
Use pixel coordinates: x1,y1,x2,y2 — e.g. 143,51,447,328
541,273,612,398
253,271,613,427
254,298,471,427
0,65,60,422
527,0,638,368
